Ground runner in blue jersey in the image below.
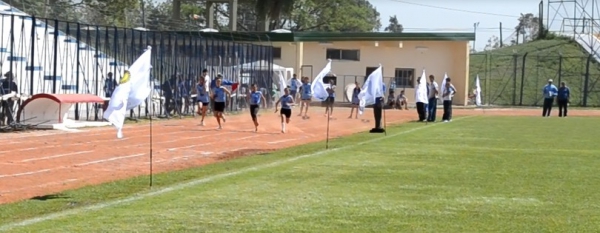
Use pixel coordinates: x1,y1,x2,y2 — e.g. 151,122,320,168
211,78,231,130
274,87,295,133
194,76,210,126
298,77,312,119
247,83,267,132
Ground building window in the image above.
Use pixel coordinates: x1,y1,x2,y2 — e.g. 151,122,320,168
394,68,415,88
272,47,282,59
325,49,360,61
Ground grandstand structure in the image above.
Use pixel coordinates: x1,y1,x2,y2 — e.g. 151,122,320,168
548,0,600,62
0,0,275,128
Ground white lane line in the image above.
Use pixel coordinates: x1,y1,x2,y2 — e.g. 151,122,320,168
20,151,95,162
0,132,234,155
74,154,146,166
0,153,148,179
166,135,260,151
0,116,475,231
0,179,79,194
268,138,298,144
0,169,53,179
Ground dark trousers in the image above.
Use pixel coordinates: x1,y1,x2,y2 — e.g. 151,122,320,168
542,98,554,117
442,100,453,121
416,102,426,121
373,101,383,129
1,100,15,124
427,98,437,122
164,96,173,116
558,99,568,117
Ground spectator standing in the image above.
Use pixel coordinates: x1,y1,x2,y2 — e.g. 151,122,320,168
426,75,439,122
441,78,456,122
557,81,570,117
542,79,558,117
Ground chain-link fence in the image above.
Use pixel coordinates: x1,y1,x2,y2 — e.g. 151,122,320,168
0,13,275,126
469,53,600,107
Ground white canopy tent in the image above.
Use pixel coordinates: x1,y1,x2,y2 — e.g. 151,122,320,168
235,60,294,97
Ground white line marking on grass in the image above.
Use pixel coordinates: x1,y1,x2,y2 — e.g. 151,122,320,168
20,151,95,162
0,116,475,231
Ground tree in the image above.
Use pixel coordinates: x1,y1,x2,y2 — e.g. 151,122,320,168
255,0,295,29
285,0,381,32
514,13,540,44
484,35,501,51
384,15,403,33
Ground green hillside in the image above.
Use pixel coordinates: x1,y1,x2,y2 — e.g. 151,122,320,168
469,38,600,107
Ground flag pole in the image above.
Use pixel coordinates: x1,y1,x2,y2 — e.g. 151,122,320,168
383,101,387,136
325,107,331,149
149,104,154,188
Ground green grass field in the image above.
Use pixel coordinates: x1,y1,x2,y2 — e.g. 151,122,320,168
2,116,600,232
469,38,600,107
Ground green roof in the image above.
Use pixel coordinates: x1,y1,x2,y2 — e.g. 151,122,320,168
172,31,475,42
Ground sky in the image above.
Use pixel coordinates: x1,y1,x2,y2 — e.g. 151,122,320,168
151,0,599,50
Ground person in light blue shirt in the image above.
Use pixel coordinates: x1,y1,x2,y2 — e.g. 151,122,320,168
274,87,295,133
298,77,312,119
289,74,301,102
542,79,558,117
348,81,361,119
247,83,267,132
194,76,210,126
557,81,570,117
212,78,231,129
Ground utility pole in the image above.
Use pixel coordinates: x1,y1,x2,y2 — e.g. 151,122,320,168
473,22,480,52
141,0,146,27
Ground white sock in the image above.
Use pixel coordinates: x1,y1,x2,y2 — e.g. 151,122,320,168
281,122,286,132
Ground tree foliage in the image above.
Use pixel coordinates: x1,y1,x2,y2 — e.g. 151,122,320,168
10,0,381,32
484,35,501,51
514,13,540,44
384,15,403,33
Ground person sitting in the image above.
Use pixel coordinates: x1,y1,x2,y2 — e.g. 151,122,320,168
468,89,477,104
395,90,408,110
386,93,396,109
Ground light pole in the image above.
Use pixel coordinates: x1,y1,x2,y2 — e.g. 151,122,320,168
140,0,146,28
473,22,480,52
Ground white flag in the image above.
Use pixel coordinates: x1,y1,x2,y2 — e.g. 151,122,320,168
103,46,153,138
277,71,287,98
441,72,448,97
475,75,482,106
311,60,332,101
415,69,428,103
126,46,153,109
358,65,384,115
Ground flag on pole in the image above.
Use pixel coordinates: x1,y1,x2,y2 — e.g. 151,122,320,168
441,72,448,97
103,46,153,138
126,46,153,109
358,64,384,115
475,75,482,106
311,59,332,101
415,69,428,103
277,71,287,98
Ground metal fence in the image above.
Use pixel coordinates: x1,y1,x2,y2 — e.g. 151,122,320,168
0,13,274,125
470,53,600,107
